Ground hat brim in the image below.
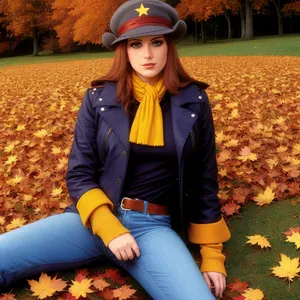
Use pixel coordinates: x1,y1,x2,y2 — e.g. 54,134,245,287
102,20,187,51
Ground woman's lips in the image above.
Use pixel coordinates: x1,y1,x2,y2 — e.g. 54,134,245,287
143,63,155,69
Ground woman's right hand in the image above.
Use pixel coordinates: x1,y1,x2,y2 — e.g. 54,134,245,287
108,233,140,261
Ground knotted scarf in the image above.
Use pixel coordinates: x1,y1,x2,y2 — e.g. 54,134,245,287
130,72,167,146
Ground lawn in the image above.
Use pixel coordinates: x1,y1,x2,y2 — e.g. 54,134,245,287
0,34,299,68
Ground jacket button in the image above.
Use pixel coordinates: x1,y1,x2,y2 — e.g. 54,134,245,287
101,107,105,111
116,178,121,184
99,98,103,102
122,151,127,157
191,114,195,118
198,95,202,99
93,88,97,91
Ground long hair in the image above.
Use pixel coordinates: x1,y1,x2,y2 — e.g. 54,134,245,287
91,35,208,113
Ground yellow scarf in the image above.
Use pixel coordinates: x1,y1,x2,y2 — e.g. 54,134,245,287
130,72,167,146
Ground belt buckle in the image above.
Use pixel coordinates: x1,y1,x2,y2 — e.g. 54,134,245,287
120,197,131,211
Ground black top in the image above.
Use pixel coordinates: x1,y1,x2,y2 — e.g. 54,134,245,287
121,92,179,206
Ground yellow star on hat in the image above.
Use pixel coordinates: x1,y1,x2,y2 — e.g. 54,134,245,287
135,3,150,17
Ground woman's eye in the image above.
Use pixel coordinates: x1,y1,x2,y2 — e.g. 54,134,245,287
153,40,163,46
130,42,141,48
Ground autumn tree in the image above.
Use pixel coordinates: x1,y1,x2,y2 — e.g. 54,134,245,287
52,0,126,51
283,0,300,15
0,0,54,56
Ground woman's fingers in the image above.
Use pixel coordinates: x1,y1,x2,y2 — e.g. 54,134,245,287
108,233,140,261
202,272,211,290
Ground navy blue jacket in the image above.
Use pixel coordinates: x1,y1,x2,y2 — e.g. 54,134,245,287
65,81,221,233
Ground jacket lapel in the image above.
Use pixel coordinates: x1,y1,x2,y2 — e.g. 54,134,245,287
93,82,130,151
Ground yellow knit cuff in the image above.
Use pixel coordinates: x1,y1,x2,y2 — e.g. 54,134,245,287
188,217,231,244
200,243,227,276
76,188,114,226
90,205,130,246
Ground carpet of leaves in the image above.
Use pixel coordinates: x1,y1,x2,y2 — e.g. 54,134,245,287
0,56,299,299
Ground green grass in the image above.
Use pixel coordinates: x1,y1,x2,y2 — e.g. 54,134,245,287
0,34,299,68
225,198,300,300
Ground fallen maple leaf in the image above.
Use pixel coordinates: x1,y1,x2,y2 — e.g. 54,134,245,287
28,273,67,299
283,227,300,236
253,186,275,206
93,277,110,291
69,278,93,299
238,146,258,162
113,285,137,300
0,293,17,300
242,288,264,300
246,235,271,249
286,232,300,249
6,218,27,231
227,278,249,293
271,253,300,282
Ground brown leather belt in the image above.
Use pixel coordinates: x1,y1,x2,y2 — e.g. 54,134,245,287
120,197,169,216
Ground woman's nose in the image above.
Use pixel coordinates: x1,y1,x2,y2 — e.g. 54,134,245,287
143,44,153,59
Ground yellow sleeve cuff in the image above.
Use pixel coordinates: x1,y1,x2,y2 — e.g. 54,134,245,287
90,205,130,246
188,217,231,244
76,188,114,226
200,243,227,276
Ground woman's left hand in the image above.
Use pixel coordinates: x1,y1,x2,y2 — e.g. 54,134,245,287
202,271,226,299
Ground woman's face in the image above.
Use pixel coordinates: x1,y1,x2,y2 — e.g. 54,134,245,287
127,35,168,85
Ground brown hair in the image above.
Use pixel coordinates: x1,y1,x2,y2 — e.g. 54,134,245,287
91,35,208,113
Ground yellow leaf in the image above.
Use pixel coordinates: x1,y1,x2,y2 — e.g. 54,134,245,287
28,273,56,299
34,129,49,138
0,216,5,225
218,168,227,177
51,187,63,197
69,278,93,299
5,155,17,165
216,131,228,143
242,288,264,300
292,143,300,155
224,139,239,147
271,253,300,282
253,187,275,206
230,109,239,118
286,233,300,249
246,235,271,249
4,142,15,153
277,145,288,153
6,175,23,186
6,218,27,231
51,147,61,155
214,93,223,100
16,124,26,131
23,194,33,202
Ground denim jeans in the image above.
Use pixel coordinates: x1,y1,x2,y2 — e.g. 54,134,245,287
0,201,215,299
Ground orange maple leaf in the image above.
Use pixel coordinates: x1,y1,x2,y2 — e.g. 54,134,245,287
227,278,249,293
28,273,67,299
113,285,137,300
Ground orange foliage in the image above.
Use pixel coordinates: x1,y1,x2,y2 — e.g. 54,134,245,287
52,0,126,48
283,0,300,15
0,0,54,38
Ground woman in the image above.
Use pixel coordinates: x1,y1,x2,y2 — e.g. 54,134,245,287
0,0,231,299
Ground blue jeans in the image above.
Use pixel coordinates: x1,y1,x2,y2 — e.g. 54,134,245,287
0,202,215,299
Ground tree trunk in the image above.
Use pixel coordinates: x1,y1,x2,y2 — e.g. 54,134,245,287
86,42,92,52
201,21,206,44
32,26,39,56
240,5,246,39
272,0,283,35
194,21,198,42
245,0,253,40
224,11,232,39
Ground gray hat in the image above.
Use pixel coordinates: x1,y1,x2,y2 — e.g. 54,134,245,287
102,0,187,51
